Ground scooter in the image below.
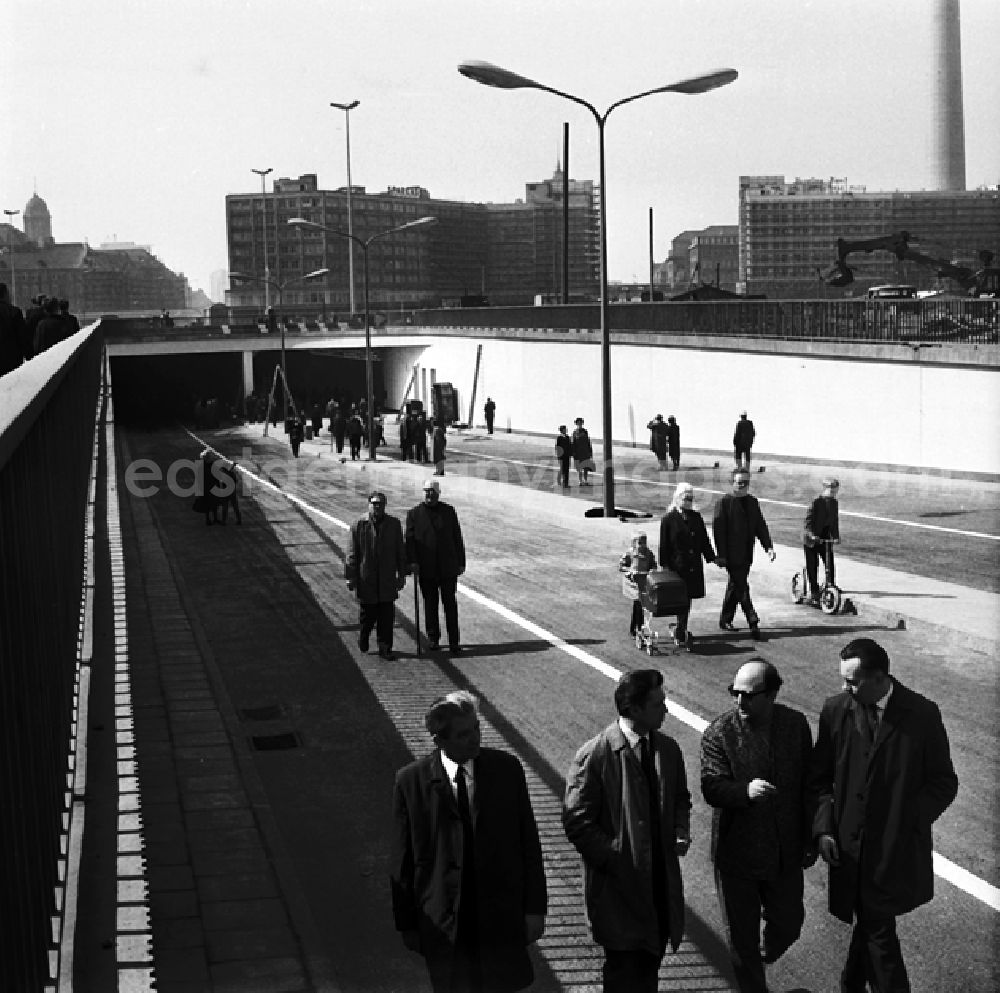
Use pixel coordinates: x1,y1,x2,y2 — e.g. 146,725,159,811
791,538,842,614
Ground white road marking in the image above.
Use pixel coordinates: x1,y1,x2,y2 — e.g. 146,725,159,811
225,451,1000,914
452,447,1000,541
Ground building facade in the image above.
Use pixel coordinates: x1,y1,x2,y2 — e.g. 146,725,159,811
224,167,600,315
739,175,1000,297
0,194,188,316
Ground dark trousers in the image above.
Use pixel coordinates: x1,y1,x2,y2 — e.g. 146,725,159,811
335,432,345,453
558,456,571,487
842,909,910,993
602,948,662,993
349,436,361,459
485,417,494,434
715,865,805,993
674,604,691,639
804,543,835,596
735,447,752,469
629,600,644,634
358,601,395,651
420,575,460,647
720,564,759,627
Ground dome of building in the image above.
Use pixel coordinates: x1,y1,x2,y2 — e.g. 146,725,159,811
24,193,50,219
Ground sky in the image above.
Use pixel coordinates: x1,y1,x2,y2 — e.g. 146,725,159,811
3,0,999,296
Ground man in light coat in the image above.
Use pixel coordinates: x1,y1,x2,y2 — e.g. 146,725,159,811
563,669,692,993
390,691,547,993
345,490,408,660
810,638,958,993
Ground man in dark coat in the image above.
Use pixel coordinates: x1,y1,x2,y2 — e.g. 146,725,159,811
0,283,29,376
554,425,572,488
563,669,691,993
701,659,817,993
646,414,669,470
345,490,408,660
406,479,466,652
391,690,547,993
666,415,680,470
733,411,756,469
810,638,957,993
803,477,841,603
712,468,776,640
483,397,496,434
33,297,67,354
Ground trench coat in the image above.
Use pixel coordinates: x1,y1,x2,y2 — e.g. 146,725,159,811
563,722,691,956
658,507,716,601
405,501,466,581
345,514,407,604
809,679,958,922
390,748,547,993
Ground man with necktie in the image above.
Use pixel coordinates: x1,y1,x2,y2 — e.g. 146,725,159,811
563,669,692,993
390,691,546,993
810,638,958,993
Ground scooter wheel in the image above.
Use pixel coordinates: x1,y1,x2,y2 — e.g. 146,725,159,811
820,586,842,615
635,632,643,650
791,572,806,603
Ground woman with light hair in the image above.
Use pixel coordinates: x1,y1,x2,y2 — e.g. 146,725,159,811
658,482,720,645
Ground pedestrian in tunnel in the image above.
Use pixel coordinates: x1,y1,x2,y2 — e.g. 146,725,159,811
345,490,408,660
554,424,572,488
712,467,776,640
390,689,547,993
406,479,465,653
347,407,364,460
310,400,323,438
701,658,817,993
810,638,958,993
658,481,719,646
646,413,669,470
332,403,347,454
563,668,692,993
803,477,841,605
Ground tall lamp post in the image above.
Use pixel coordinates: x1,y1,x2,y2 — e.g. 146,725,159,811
229,268,328,427
330,100,360,315
3,208,20,304
459,60,737,516
288,215,438,459
251,167,273,311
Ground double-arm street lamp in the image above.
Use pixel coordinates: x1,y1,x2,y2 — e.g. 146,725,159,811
251,167,274,310
287,215,438,460
459,60,738,516
229,268,329,426
330,100,360,314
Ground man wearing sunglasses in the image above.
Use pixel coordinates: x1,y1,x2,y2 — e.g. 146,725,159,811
712,469,776,640
701,659,816,993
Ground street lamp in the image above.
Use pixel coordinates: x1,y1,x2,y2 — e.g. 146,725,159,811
288,215,438,459
330,99,360,315
251,167,273,310
229,268,328,428
3,209,19,304
459,60,738,516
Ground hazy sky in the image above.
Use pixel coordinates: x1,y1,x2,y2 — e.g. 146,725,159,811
4,0,998,295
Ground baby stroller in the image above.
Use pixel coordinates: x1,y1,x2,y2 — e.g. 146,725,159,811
633,569,691,655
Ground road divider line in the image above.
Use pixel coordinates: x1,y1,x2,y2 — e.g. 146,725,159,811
223,453,999,914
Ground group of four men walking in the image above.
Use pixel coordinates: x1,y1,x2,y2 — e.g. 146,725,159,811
389,643,956,993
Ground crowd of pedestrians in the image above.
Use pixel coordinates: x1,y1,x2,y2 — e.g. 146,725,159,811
0,287,81,377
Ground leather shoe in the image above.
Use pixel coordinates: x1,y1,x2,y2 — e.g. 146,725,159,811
427,639,441,651
750,626,764,641
719,621,737,632
449,644,462,654
378,648,395,661
359,632,370,652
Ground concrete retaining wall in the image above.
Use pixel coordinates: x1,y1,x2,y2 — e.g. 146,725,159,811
381,334,1000,476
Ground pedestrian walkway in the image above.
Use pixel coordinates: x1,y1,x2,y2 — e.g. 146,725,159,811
91,422,997,992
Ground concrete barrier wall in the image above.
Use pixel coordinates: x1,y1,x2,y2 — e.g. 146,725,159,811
383,335,1000,476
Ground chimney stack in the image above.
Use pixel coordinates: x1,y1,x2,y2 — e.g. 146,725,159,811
930,0,966,191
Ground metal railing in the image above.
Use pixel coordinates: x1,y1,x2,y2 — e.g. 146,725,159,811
100,297,999,347
0,328,104,990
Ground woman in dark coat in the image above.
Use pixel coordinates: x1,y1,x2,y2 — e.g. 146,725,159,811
658,481,719,644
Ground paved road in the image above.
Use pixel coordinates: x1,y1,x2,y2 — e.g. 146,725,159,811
117,423,999,992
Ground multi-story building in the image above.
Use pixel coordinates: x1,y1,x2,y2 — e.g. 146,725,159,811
224,166,600,314
739,175,1000,297
688,225,739,291
0,194,188,315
